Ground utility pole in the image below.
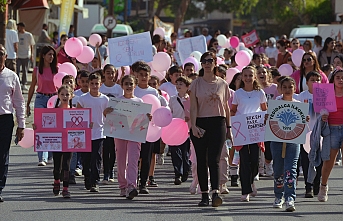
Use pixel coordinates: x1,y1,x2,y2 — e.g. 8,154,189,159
107,0,114,39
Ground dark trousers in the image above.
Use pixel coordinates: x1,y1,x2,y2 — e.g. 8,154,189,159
300,145,322,192
53,152,72,187
170,138,191,178
103,137,116,176
82,139,104,185
0,115,14,194
264,141,272,161
139,141,154,186
239,143,259,195
190,117,226,192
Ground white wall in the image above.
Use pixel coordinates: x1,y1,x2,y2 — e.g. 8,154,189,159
77,4,104,37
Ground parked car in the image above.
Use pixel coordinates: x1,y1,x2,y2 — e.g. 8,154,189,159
289,27,318,45
91,24,133,38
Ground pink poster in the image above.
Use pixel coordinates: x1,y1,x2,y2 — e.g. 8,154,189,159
313,83,337,113
34,108,92,152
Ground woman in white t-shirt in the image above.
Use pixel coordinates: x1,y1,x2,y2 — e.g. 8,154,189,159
231,66,267,202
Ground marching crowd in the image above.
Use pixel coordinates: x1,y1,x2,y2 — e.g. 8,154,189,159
0,21,342,213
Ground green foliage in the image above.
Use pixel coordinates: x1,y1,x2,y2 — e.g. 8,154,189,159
307,0,332,24
203,0,259,14
0,0,7,13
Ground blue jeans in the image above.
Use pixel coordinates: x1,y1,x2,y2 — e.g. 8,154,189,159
270,142,300,201
34,93,53,162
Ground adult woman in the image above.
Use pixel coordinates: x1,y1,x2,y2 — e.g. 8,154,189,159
208,38,219,51
303,40,313,53
328,54,343,80
190,52,233,207
317,37,339,67
55,34,71,64
290,52,328,94
290,38,300,52
335,41,343,53
27,46,58,166
276,39,292,68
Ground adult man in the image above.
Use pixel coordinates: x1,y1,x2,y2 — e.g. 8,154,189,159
5,20,19,72
201,28,212,46
0,44,25,202
37,23,51,45
265,37,278,66
16,22,35,91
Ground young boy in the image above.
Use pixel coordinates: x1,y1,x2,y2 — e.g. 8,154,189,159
296,71,322,198
168,76,191,185
160,66,183,97
77,72,109,192
74,70,90,97
183,63,195,77
252,54,262,67
133,61,160,194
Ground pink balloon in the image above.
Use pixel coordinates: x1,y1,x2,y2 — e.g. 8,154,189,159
226,68,240,83
291,49,305,67
230,36,240,48
77,36,88,46
53,72,67,88
153,27,165,37
216,57,225,65
89,34,102,47
65,37,83,57
161,90,170,102
183,57,199,72
152,107,173,127
117,66,131,79
278,64,293,76
59,62,77,78
223,39,231,48
161,118,189,146
236,50,251,66
47,95,58,108
18,128,34,148
235,65,244,72
152,52,171,72
141,94,161,114
76,46,95,63
146,122,162,142
151,69,166,81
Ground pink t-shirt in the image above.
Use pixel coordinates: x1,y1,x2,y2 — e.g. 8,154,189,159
190,77,230,118
263,83,279,101
35,67,58,94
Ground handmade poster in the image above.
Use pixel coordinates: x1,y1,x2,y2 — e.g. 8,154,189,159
108,32,153,67
265,100,309,144
176,36,207,63
34,108,92,152
104,98,152,142
241,30,259,47
313,83,337,113
231,112,266,146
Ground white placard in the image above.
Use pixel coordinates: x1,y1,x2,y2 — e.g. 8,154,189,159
176,36,207,63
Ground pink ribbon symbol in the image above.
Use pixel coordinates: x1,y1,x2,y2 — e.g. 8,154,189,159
232,122,247,141
130,114,146,134
245,37,252,44
71,116,83,127
109,120,116,134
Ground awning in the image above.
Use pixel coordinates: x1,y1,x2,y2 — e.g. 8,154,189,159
17,0,49,10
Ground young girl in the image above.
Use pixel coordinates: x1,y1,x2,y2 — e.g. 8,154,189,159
231,66,267,202
105,75,151,199
267,77,309,211
318,69,343,202
99,64,123,184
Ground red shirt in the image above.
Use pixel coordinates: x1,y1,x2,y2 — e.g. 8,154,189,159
328,96,343,125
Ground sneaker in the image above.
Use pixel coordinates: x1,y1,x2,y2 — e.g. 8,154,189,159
52,182,60,196
157,154,164,165
0,195,3,202
317,184,328,202
212,192,223,207
47,158,53,164
102,179,109,185
335,159,342,166
273,197,284,208
251,183,257,197
220,184,229,194
231,175,239,187
90,184,99,192
305,190,314,198
75,168,82,176
241,194,249,202
62,189,71,198
174,177,182,185
265,163,274,176
139,185,149,194
120,188,126,197
258,167,265,177
126,186,138,200
285,197,296,212
190,184,197,195
108,178,115,183
147,179,158,187
69,175,76,185
254,174,259,181
198,193,209,206
84,178,91,190
38,161,46,166
299,166,304,176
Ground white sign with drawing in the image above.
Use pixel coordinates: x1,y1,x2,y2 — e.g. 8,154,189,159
176,36,207,63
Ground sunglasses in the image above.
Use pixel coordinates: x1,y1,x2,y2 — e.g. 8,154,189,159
302,57,313,62
0,51,5,56
201,58,214,64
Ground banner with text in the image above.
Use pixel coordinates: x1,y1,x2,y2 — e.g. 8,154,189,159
108,32,153,67
241,30,259,47
104,98,152,143
176,36,207,63
231,112,266,146
58,0,75,36
265,100,309,144
313,83,337,113
34,108,92,152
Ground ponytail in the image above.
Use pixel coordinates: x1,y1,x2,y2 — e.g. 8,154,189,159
54,98,60,108
69,99,73,108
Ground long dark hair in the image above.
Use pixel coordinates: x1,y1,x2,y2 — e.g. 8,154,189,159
39,45,58,74
229,72,241,90
54,84,74,108
199,52,217,76
321,37,334,53
300,52,321,76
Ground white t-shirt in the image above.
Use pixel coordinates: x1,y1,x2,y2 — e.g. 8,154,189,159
17,31,35,59
275,94,299,100
232,89,267,115
118,95,143,103
77,92,109,140
297,90,317,130
134,86,159,98
5,29,19,59
99,84,123,98
265,46,278,61
313,45,322,56
159,82,178,97
74,89,88,97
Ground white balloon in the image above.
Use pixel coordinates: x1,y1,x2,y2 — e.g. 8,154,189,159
218,48,225,56
190,51,202,62
217,34,227,47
